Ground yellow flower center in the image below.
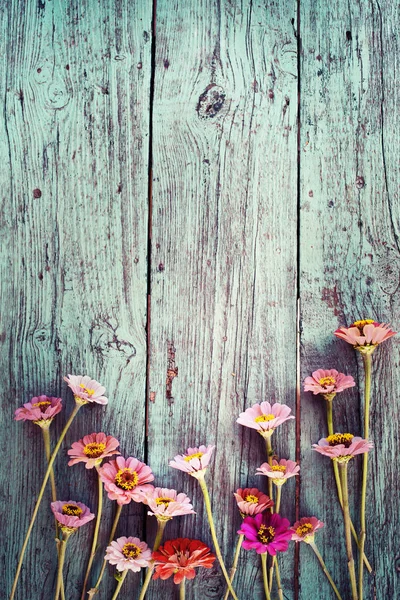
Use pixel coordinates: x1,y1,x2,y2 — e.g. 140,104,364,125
244,495,259,504
155,497,174,506
271,465,287,473
296,523,313,537
62,504,83,517
32,400,52,410
115,468,139,490
327,433,354,448
122,542,141,559
255,414,275,423
318,376,336,387
79,383,95,397
353,319,374,329
83,442,107,458
258,524,275,544
184,452,204,462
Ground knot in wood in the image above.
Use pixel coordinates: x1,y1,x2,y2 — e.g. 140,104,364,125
355,175,365,189
197,84,226,119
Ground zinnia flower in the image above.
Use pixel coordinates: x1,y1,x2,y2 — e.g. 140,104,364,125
105,536,152,572
169,445,215,479
51,500,95,531
64,374,108,405
303,369,355,401
313,433,373,463
143,487,195,521
152,538,216,584
68,432,120,469
291,517,324,544
238,512,292,555
233,488,274,516
98,456,154,505
334,319,396,354
237,402,295,439
14,396,62,428
256,459,300,486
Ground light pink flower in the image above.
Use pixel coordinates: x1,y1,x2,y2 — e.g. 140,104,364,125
256,459,300,486
291,517,324,543
313,434,373,463
233,488,274,516
237,402,295,438
303,369,355,399
51,500,95,531
105,536,152,572
64,374,108,405
169,445,215,479
14,396,62,427
67,432,120,469
334,320,396,354
143,487,196,520
98,456,154,505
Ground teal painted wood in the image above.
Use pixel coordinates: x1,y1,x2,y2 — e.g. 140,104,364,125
299,1,400,599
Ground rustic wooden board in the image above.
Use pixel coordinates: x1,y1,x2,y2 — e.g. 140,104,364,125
299,1,400,599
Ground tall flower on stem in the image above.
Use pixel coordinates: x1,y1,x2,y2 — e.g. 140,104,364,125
256,459,299,513
104,537,151,600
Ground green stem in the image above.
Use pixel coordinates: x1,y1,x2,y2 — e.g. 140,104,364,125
223,534,244,600
339,462,358,600
138,519,168,600
273,557,284,600
111,570,128,600
80,469,104,600
310,541,343,600
179,577,186,600
359,353,372,600
268,486,282,591
54,531,73,600
197,475,239,600
261,553,271,600
9,403,82,600
275,486,282,514
265,438,274,512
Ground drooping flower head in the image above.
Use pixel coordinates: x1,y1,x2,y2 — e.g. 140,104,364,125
304,369,355,401
51,500,95,533
334,320,396,355
98,456,154,505
238,512,292,555
169,445,215,479
291,517,324,544
14,396,62,428
237,402,295,439
143,487,195,521
256,459,300,487
313,434,373,463
67,432,120,469
64,374,108,405
105,536,152,572
152,538,216,584
233,488,274,516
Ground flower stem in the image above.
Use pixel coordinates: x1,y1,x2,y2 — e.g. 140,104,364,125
197,475,239,600
54,530,73,600
138,519,168,600
265,438,274,512
309,541,343,600
80,469,104,600
179,577,186,600
223,534,244,600
111,570,128,600
275,486,282,514
268,486,282,591
9,403,82,600
339,462,358,600
261,553,271,600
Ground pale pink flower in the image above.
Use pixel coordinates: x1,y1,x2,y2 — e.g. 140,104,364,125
14,396,62,427
169,445,215,479
67,432,120,469
105,536,152,572
143,487,196,520
303,369,355,399
237,402,295,438
313,434,373,463
51,500,95,531
334,320,396,354
64,374,108,405
291,517,324,544
256,459,300,486
98,456,154,505
233,488,274,516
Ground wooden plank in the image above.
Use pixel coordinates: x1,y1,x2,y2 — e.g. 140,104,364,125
1,1,152,598
147,1,298,598
299,1,400,599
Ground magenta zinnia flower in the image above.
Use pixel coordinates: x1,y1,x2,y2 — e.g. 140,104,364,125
313,433,373,463
237,402,295,439
105,536,152,572
51,500,95,531
152,538,216,584
169,445,215,478
64,374,108,405
256,459,300,486
98,456,154,505
68,432,120,469
14,396,62,427
143,487,196,520
233,488,274,516
334,319,396,354
238,512,292,555
304,369,355,400
291,517,324,544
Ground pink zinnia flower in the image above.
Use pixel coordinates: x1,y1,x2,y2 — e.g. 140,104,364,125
152,538,216,584
313,433,373,463
233,488,274,516
14,396,62,427
304,369,355,400
169,445,215,479
334,319,396,354
98,456,154,505
143,487,195,521
238,512,292,555
291,517,324,544
237,402,295,439
51,500,95,531
64,374,108,405
256,459,300,487
105,536,152,572
67,432,120,469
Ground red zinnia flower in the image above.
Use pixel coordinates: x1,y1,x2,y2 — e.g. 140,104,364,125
152,538,216,584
